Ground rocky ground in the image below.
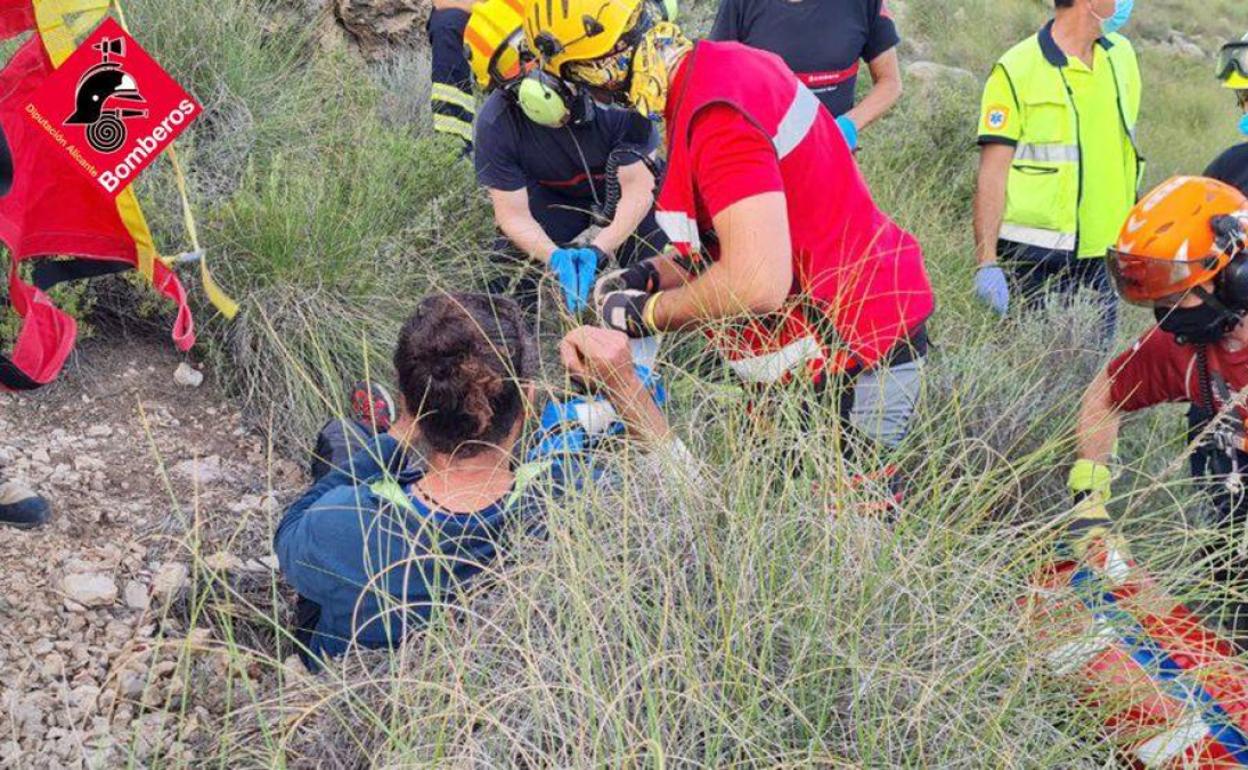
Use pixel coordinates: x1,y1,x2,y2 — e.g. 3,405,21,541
0,336,309,768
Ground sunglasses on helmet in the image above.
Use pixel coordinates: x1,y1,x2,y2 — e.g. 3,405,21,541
1216,41,1248,82
489,29,536,88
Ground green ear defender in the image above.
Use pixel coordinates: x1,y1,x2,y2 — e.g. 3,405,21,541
515,70,594,128
516,74,572,127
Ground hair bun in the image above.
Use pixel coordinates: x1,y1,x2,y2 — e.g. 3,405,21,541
393,293,536,458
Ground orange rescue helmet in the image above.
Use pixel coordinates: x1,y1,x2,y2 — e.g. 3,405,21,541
1107,176,1248,305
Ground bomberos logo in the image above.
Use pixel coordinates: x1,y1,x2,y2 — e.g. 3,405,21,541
25,18,201,198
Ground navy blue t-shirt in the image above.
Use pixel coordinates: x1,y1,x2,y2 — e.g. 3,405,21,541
473,91,659,202
1206,143,1248,197
710,0,899,116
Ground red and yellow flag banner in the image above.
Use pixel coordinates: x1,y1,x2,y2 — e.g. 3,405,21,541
0,0,236,390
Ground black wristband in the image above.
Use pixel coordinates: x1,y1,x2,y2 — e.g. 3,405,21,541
588,245,610,270
622,260,660,293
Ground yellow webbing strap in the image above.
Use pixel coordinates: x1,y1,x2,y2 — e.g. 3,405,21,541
166,143,237,318
33,0,110,66
111,0,237,318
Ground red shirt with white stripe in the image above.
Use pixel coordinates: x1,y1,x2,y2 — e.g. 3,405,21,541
1108,326,1248,417
657,43,932,376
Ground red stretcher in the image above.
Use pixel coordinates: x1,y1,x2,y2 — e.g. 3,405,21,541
1025,542,1248,768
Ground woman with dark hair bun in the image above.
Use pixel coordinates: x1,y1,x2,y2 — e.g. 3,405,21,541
274,292,675,668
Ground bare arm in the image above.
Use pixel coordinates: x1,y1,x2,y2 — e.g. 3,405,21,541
844,49,902,132
1076,367,1122,464
591,160,655,259
489,187,557,266
649,192,792,330
973,144,1014,267
560,327,671,443
602,369,671,442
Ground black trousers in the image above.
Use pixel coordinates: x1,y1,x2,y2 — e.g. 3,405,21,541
999,239,1118,344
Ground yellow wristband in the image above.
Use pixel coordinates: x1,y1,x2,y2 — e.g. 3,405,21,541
642,291,663,333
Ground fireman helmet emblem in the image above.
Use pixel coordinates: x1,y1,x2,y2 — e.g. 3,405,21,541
64,37,148,154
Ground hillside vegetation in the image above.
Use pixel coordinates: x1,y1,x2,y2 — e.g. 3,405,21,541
14,0,1248,765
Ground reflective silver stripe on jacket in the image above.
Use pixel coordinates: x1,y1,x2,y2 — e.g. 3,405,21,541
659,84,819,250
772,84,821,160
1014,143,1081,164
655,211,702,250
999,223,1077,252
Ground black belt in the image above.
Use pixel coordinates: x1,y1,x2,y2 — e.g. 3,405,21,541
884,322,929,369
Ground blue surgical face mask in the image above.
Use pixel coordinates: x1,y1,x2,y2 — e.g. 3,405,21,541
1240,112,1248,136
1098,0,1134,36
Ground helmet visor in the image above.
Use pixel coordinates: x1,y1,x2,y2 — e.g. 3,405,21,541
1106,248,1222,306
1216,42,1248,83
489,29,531,87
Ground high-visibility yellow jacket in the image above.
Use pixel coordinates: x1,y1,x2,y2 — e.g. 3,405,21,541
979,22,1143,256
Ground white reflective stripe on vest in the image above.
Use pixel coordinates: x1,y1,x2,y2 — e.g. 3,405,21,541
655,211,702,250
1014,143,1080,164
772,84,821,160
999,223,1077,252
724,335,822,384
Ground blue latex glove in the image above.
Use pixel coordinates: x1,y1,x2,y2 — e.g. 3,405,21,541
549,248,585,312
572,247,603,310
836,115,859,152
974,264,1010,315
550,247,603,312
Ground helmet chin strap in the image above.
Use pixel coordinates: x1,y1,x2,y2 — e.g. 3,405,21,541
1193,285,1245,333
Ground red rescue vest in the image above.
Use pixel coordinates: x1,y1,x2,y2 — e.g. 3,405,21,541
657,41,933,383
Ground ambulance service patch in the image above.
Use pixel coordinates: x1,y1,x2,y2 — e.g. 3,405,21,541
984,104,1010,132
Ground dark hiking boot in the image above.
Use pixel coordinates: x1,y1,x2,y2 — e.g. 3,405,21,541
0,481,50,529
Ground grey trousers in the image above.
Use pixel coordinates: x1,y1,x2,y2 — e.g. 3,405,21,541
843,359,924,450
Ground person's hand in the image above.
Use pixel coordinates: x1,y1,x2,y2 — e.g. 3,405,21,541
575,246,607,310
974,264,1010,315
1068,459,1112,500
599,290,656,338
1062,497,1122,562
559,326,639,392
550,247,604,312
593,260,660,308
1060,460,1123,561
835,115,858,152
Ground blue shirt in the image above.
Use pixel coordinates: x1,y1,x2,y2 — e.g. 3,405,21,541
473,91,659,201
274,435,583,664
